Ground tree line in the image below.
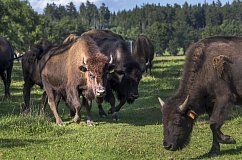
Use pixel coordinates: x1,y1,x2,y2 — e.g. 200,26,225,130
0,0,241,55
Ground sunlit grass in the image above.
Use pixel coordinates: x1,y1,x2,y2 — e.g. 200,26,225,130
0,56,242,159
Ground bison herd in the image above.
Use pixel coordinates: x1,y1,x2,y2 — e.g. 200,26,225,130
1,30,242,156
1,29,153,125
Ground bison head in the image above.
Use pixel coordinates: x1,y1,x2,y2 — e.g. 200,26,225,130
158,96,196,151
80,55,114,99
109,60,142,103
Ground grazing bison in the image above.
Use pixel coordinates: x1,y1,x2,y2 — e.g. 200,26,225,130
158,36,242,156
0,38,15,98
41,35,112,125
21,40,54,114
133,35,154,74
82,29,143,120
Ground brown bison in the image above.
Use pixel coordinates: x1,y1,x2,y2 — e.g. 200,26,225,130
82,29,142,120
158,36,242,156
21,40,54,114
133,35,154,74
41,35,113,125
0,38,15,98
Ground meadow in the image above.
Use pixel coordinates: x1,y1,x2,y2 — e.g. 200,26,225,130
0,56,242,160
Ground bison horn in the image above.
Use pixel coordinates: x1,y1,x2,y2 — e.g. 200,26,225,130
146,61,149,66
179,95,189,112
158,97,165,112
83,58,86,65
109,55,113,64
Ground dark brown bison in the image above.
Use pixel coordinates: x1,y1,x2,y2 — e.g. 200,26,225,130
41,35,113,126
21,40,54,114
158,36,242,156
0,38,15,98
82,29,143,120
133,35,154,74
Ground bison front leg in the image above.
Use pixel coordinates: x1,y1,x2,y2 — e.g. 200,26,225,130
66,89,81,123
106,92,118,121
208,94,236,156
108,97,126,121
96,97,107,118
83,97,94,126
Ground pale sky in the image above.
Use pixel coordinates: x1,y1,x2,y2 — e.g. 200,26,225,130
29,0,234,13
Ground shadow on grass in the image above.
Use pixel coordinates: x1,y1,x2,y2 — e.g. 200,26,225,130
0,138,47,148
192,146,242,159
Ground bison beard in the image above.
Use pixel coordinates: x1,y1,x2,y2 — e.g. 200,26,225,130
159,36,242,156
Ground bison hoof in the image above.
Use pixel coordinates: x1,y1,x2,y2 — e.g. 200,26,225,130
73,115,81,123
208,144,220,157
208,149,220,157
56,120,64,126
112,112,119,121
219,135,236,144
87,120,95,126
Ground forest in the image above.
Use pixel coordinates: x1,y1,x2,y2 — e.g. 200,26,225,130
0,0,241,55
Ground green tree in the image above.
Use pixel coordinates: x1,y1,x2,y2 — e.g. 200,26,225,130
0,0,40,51
145,22,172,55
66,2,78,17
99,3,110,29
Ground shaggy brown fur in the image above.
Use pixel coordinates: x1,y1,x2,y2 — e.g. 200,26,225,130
82,29,124,41
63,34,79,44
161,36,242,155
41,35,110,125
213,55,233,77
39,34,79,71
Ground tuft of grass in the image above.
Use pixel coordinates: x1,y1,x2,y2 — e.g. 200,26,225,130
0,57,242,159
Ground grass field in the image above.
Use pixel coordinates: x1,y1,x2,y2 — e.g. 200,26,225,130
0,56,242,160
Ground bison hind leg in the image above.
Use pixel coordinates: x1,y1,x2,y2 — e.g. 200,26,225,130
218,134,236,144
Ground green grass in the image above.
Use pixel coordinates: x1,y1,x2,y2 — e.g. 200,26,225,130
0,56,242,159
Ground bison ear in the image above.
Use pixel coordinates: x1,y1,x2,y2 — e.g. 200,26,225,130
79,65,88,72
158,97,165,112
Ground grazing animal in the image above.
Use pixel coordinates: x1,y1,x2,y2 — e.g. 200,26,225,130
158,36,242,156
133,35,154,74
0,38,15,98
41,35,112,125
21,40,54,114
82,29,143,120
